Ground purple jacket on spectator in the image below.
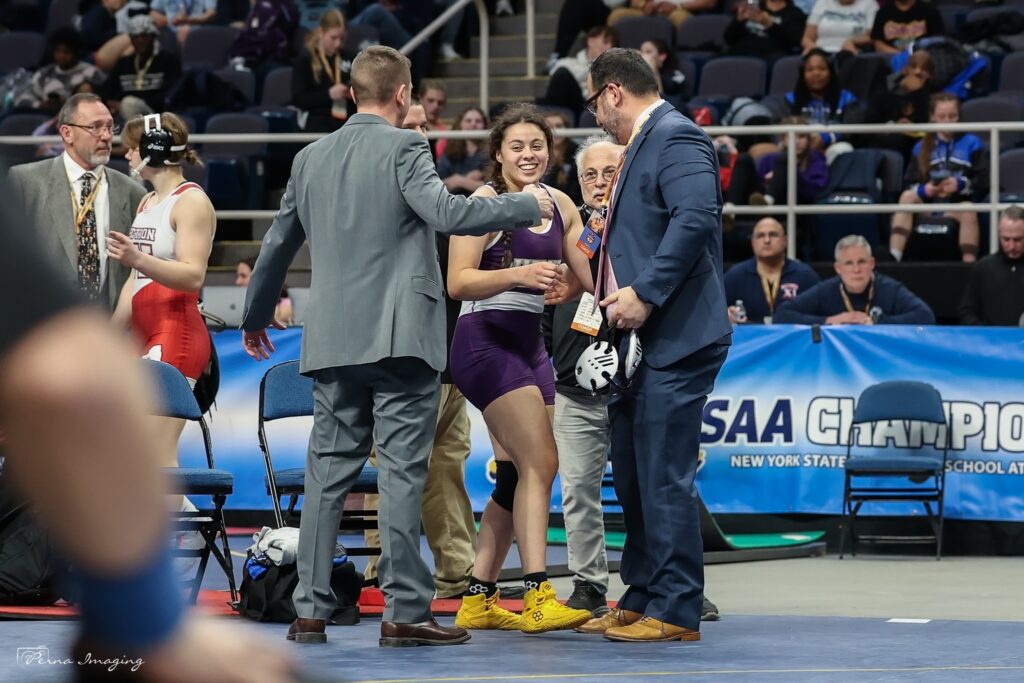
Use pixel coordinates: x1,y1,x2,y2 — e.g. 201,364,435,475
228,0,299,67
756,150,828,203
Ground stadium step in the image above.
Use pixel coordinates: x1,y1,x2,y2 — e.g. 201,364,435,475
436,57,548,79
440,76,548,100
470,33,556,60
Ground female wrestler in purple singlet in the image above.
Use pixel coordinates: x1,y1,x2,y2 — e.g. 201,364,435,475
448,103,595,633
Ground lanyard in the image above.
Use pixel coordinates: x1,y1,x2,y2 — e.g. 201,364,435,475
758,271,780,313
592,107,656,312
318,49,341,85
134,52,155,90
68,172,103,235
839,279,874,314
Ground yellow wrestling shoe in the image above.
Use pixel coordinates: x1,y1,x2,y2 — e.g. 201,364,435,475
520,582,592,634
455,590,522,630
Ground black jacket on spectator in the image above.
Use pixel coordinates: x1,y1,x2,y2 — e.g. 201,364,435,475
774,273,935,324
724,257,821,324
290,49,356,133
228,0,299,68
959,252,1024,326
541,205,607,398
871,0,945,52
542,298,610,399
724,1,806,62
104,50,181,114
79,3,118,53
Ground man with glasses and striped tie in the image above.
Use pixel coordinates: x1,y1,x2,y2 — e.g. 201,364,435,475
8,92,146,311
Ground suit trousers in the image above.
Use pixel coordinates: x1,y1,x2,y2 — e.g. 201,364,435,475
293,357,439,623
553,390,611,593
363,383,477,598
609,342,728,630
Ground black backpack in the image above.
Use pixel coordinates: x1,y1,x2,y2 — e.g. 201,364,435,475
0,478,68,606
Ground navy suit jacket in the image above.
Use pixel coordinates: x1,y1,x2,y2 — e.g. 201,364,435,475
606,101,732,368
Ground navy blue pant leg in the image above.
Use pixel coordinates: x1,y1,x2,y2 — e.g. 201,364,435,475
609,342,728,630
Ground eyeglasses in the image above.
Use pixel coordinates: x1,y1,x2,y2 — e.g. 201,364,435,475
584,83,612,116
580,167,617,185
66,123,120,137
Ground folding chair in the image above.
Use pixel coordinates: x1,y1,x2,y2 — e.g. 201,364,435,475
143,359,237,603
840,381,950,560
257,360,380,556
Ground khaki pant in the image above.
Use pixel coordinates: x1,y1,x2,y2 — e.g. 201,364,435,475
363,383,476,598
607,7,692,30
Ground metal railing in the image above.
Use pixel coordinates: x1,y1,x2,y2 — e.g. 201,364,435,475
398,0,537,106
3,119,1019,256
400,0,490,109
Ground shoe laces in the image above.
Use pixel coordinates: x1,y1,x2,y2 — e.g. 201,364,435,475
569,582,594,602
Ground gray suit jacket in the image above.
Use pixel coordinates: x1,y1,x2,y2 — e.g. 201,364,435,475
243,112,541,375
8,156,147,311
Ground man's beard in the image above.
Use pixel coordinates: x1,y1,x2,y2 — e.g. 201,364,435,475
600,109,627,145
87,150,111,167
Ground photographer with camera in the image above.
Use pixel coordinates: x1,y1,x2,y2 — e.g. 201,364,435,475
890,92,986,263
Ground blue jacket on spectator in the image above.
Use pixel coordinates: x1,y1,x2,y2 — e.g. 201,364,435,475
774,273,935,324
725,257,821,323
908,133,987,202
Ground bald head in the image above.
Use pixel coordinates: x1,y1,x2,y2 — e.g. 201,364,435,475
577,139,624,209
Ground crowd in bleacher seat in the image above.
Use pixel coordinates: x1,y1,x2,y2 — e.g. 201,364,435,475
3,0,1024,297
438,106,488,196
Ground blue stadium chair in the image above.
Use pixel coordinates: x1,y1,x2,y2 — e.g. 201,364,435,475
257,360,380,556
611,16,674,50
769,54,801,96
202,112,269,209
143,360,237,603
696,56,767,99
0,32,47,71
840,381,949,560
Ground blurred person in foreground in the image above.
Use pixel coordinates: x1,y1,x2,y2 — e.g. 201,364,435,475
0,182,298,682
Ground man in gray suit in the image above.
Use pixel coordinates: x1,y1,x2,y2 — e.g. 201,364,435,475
8,93,147,311
241,46,552,647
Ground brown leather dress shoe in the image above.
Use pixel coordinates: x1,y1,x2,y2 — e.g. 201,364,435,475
604,616,700,642
575,607,643,634
287,618,327,644
379,619,471,647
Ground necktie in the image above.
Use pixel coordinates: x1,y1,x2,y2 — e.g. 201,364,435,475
77,172,101,300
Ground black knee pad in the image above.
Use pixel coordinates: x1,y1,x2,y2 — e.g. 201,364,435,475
490,460,518,512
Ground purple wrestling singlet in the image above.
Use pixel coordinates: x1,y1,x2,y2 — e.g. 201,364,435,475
450,187,565,411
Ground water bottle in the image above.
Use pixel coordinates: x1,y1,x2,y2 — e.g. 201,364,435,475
734,300,748,324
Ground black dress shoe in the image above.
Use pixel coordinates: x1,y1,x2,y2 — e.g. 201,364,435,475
379,618,471,647
287,618,327,643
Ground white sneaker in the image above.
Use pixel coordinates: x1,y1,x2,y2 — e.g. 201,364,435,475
545,52,560,74
495,0,513,16
441,43,461,60
174,496,204,577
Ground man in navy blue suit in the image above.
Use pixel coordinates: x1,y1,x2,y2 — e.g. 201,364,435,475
574,48,732,643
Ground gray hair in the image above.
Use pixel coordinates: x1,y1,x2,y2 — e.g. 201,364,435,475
58,92,105,127
574,133,617,171
1002,205,1024,223
834,235,872,261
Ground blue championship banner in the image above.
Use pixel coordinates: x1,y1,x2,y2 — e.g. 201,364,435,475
187,327,1024,522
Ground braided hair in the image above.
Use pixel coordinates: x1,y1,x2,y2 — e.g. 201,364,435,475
485,103,555,268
